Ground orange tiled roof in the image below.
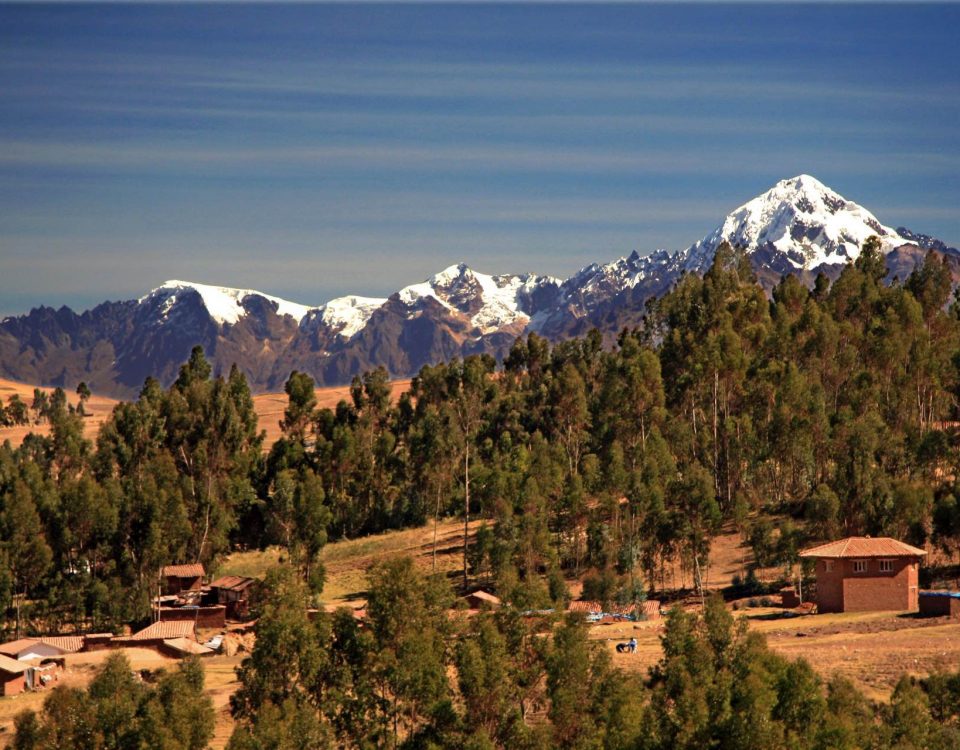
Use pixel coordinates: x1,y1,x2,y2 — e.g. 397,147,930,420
40,636,83,653
162,563,205,578
800,537,926,559
124,620,196,641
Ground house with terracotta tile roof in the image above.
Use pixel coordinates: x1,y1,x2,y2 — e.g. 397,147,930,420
800,536,926,613
0,636,83,661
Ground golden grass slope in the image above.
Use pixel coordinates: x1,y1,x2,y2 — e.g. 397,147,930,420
0,377,412,451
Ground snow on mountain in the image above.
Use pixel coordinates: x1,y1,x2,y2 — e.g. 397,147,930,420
563,249,680,298
398,263,562,333
316,295,387,338
142,280,313,326
684,174,909,272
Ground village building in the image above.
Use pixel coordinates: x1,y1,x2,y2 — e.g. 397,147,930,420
0,654,28,696
800,536,925,613
161,563,205,595
208,575,261,620
0,636,82,661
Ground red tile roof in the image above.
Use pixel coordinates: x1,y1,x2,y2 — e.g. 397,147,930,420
123,620,196,641
40,636,83,653
162,564,205,578
800,537,926,559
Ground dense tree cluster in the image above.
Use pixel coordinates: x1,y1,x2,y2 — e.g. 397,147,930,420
4,240,960,635
223,561,960,750
0,393,29,427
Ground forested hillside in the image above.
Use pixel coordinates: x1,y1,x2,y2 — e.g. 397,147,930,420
2,239,960,634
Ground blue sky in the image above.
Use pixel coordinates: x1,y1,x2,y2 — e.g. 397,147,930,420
1,3,958,316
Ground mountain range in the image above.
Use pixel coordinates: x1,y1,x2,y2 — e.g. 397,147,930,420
3,174,957,398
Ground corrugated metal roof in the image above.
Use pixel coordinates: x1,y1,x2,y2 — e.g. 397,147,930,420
800,537,927,558
162,563,205,578
208,575,258,591
0,654,28,674
162,637,213,656
125,620,196,641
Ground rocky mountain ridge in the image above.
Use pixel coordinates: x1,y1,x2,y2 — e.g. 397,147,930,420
2,175,954,397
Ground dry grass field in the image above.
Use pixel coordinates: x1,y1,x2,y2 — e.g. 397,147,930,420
219,515,479,607
595,607,960,702
0,376,413,452
0,377,118,447
252,378,411,450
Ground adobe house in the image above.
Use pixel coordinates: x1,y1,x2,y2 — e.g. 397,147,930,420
800,536,925,613
0,654,27,696
161,563,205,595
0,636,81,661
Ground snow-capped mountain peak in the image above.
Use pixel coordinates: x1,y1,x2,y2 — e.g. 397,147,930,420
397,263,561,333
316,295,387,338
684,174,908,272
141,280,312,326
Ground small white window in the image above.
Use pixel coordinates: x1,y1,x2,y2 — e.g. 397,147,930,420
825,560,834,572
853,560,867,573
879,559,894,573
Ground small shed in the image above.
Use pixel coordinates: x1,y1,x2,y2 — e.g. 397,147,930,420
162,563,205,595
0,654,27,696
208,575,261,620
800,536,925,613
919,591,960,618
